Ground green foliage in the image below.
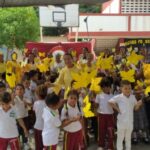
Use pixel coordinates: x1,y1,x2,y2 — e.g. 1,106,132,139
79,4,101,13
0,7,39,49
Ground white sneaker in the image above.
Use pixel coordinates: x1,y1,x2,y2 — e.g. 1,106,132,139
23,143,30,150
97,147,103,150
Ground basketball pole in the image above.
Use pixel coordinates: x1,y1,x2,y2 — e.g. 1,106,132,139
40,26,43,42
75,27,79,42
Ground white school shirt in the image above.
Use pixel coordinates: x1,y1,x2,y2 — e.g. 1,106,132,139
30,80,37,102
0,106,19,138
61,104,82,133
95,93,114,114
13,96,28,119
109,93,137,129
24,88,33,104
42,107,61,146
33,100,46,130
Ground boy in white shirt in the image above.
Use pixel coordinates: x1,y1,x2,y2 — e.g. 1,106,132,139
95,78,114,150
13,84,29,149
33,84,47,150
109,80,142,150
0,92,28,150
42,92,62,150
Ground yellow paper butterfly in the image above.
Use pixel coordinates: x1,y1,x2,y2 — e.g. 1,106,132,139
71,70,97,89
90,77,102,93
120,69,135,82
127,51,144,65
96,56,113,70
39,52,45,57
83,95,95,118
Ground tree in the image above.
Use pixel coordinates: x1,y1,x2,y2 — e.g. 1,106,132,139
0,7,39,49
79,4,101,13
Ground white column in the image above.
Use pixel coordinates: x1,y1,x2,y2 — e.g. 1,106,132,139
40,26,43,42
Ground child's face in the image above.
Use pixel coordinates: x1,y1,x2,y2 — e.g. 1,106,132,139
1,101,11,112
32,74,38,81
68,94,77,107
15,86,24,97
102,86,111,94
121,84,131,97
23,80,30,88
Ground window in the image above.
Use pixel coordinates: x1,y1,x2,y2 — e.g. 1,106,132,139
121,0,150,13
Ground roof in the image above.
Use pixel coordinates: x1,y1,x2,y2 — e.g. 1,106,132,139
0,0,109,7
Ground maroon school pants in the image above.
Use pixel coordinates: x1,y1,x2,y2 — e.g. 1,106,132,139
0,137,20,150
34,128,43,150
63,129,85,150
98,113,114,150
43,145,57,150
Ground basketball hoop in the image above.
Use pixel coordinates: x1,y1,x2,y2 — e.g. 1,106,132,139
52,11,66,27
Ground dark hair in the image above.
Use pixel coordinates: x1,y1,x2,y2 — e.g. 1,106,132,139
100,77,112,88
45,92,60,106
82,47,89,52
67,89,79,99
29,70,38,79
36,84,47,99
0,81,6,89
22,72,30,81
1,92,11,104
121,80,131,87
64,52,73,59
15,84,25,91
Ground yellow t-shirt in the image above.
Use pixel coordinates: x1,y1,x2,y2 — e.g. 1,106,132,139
55,65,80,89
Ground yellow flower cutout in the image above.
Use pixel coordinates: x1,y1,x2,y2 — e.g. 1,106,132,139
145,86,150,96
71,70,97,89
127,51,144,65
37,63,49,73
137,80,144,87
90,77,102,93
83,95,95,118
96,56,113,70
71,50,76,57
39,52,45,57
120,69,135,82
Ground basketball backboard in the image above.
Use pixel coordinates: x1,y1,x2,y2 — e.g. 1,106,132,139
39,4,79,27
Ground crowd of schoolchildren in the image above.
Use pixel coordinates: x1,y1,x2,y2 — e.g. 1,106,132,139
0,46,150,150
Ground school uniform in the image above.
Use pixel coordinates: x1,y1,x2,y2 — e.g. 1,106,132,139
33,100,46,150
95,93,114,149
30,80,37,102
14,96,29,144
61,104,84,150
42,106,61,150
0,106,20,150
109,94,137,150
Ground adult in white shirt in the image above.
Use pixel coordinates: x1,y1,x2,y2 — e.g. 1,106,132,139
109,80,142,150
